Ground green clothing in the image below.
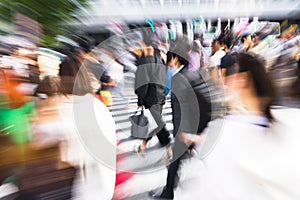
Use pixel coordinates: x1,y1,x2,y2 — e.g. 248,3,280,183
0,101,36,144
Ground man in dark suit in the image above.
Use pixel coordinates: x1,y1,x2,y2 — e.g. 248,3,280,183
152,39,212,199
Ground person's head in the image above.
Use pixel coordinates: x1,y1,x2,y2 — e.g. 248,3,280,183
241,33,252,44
223,35,234,52
252,32,268,46
166,38,190,68
211,38,222,54
73,35,93,57
225,52,276,121
211,33,228,54
240,33,253,50
58,49,93,96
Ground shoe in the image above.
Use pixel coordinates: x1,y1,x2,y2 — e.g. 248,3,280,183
150,189,174,199
150,190,174,200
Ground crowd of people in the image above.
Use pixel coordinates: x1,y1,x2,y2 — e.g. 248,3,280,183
1,20,300,200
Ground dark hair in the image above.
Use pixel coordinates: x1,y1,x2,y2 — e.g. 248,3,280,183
74,36,93,53
224,35,234,50
167,38,190,67
59,51,93,96
214,33,233,49
166,51,189,68
227,53,276,121
241,33,251,43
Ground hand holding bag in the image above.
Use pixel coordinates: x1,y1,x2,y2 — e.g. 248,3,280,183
129,108,149,139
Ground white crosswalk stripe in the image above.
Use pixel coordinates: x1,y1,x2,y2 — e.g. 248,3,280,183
110,95,173,140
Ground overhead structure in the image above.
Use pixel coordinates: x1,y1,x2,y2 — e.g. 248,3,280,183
76,0,300,27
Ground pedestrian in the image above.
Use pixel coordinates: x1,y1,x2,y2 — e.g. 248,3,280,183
151,38,212,199
181,52,300,200
134,27,171,155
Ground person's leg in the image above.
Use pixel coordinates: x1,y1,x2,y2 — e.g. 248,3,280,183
156,159,180,199
153,139,187,199
134,136,152,154
148,104,171,146
140,138,151,152
135,104,170,154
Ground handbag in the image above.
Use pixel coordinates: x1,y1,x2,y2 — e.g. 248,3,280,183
129,109,149,139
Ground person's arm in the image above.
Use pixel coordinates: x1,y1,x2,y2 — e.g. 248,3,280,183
135,65,149,106
180,132,202,146
134,56,154,106
172,73,195,133
221,68,227,84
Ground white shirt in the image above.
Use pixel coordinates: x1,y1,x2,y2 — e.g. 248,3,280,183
32,94,117,200
208,48,226,68
172,65,185,76
178,108,300,200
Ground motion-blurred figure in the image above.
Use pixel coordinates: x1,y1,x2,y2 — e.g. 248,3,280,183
206,34,226,87
292,42,300,97
0,69,36,145
34,58,117,199
181,52,300,200
0,69,37,198
239,33,254,52
101,48,129,105
58,47,83,94
188,41,201,71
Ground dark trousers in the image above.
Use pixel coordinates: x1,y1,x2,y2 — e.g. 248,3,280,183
164,138,188,196
145,104,170,146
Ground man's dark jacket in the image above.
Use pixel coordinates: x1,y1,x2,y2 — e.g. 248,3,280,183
171,66,211,136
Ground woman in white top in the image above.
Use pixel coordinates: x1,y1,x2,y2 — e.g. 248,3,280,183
34,60,117,199
178,52,300,200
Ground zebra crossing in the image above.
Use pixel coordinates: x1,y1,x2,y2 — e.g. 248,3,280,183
109,87,224,168
109,93,173,155
110,93,174,200
110,95,173,139
110,72,226,199
109,70,225,158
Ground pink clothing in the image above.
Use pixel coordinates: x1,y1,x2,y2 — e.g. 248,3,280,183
188,52,201,71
